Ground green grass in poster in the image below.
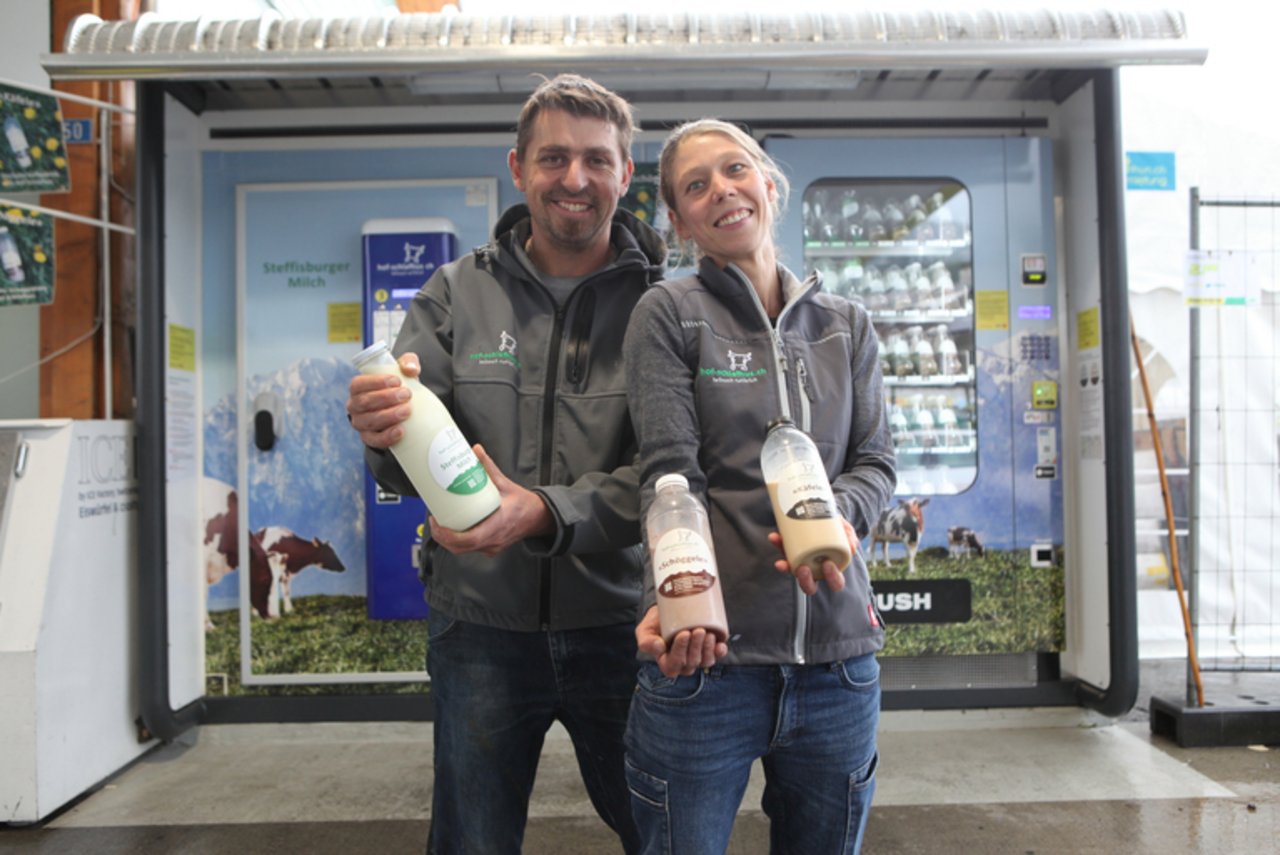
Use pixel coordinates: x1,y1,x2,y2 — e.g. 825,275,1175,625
870,546,1065,657
204,548,1064,697
205,595,427,697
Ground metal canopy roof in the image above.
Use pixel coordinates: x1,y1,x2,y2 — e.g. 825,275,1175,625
42,8,1206,111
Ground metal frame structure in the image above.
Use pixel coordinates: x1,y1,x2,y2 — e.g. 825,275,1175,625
1150,188,1280,747
41,8,1206,737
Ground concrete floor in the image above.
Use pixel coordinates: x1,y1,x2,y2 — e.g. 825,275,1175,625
1,661,1276,854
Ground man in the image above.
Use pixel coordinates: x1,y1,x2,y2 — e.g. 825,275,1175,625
346,75,663,854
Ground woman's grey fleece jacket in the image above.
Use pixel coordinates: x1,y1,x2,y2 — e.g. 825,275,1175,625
623,256,896,666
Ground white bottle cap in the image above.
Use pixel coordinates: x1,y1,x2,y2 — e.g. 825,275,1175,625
351,340,391,368
655,473,689,492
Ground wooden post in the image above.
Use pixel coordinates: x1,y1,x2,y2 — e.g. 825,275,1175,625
41,0,134,418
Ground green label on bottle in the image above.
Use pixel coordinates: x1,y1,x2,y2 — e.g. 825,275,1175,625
447,462,491,496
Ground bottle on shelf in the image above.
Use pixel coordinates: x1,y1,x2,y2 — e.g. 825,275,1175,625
886,266,911,311
861,267,887,311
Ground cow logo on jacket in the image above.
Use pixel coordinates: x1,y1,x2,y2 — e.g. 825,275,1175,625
469,330,521,369
700,347,767,384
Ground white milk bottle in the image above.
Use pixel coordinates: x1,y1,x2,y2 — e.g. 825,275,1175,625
645,474,728,644
760,418,852,574
351,341,500,531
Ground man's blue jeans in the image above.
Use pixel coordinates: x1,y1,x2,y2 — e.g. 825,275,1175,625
624,655,880,854
426,609,641,854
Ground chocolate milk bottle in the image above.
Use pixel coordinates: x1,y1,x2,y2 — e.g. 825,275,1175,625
760,418,852,574
351,341,500,531
646,474,728,644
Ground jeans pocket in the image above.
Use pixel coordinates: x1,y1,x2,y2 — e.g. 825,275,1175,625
834,653,880,692
849,750,878,792
426,608,458,644
634,662,705,706
625,757,672,853
625,757,669,810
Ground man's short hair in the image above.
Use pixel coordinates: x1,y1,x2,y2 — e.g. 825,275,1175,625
515,74,636,165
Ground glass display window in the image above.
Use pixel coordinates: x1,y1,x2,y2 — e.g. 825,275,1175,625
802,178,976,495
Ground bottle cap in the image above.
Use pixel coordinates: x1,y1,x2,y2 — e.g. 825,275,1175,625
351,340,391,369
655,473,689,492
765,417,795,433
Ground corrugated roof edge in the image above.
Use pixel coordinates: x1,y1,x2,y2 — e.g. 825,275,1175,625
42,9,1207,82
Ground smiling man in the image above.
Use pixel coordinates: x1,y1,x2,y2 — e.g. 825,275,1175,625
346,75,665,854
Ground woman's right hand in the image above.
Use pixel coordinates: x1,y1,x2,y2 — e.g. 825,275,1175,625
346,352,421,449
636,605,728,678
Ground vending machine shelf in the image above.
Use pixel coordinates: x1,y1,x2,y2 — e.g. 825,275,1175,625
884,368,975,387
803,176,977,498
804,239,970,257
870,308,972,322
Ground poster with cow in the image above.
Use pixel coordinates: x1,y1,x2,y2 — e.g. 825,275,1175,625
198,165,501,694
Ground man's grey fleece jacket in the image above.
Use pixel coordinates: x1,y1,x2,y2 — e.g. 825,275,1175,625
365,205,666,632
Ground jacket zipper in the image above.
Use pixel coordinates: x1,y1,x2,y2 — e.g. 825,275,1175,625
532,256,641,630
796,357,814,432
539,302,566,630
726,264,809,664
565,289,596,386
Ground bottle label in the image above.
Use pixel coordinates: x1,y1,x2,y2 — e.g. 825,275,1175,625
428,427,491,495
776,461,837,520
653,528,718,599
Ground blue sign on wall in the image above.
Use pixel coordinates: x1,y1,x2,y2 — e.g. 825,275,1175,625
62,118,93,145
1126,151,1176,191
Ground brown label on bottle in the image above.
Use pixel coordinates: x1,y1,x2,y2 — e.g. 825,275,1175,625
658,570,718,598
785,497,835,520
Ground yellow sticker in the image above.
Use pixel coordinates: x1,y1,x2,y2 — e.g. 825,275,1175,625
975,290,1009,331
1032,380,1058,409
1077,306,1100,351
328,302,362,344
374,288,389,304
168,323,196,372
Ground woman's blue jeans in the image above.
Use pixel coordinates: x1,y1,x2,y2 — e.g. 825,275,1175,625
624,654,880,854
426,609,641,854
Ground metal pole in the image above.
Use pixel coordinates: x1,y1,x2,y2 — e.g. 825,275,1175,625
1187,185,1201,708
1076,68,1140,717
136,82,204,741
100,105,113,417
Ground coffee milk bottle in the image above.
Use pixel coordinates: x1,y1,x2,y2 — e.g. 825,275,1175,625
645,474,728,644
760,418,852,574
351,341,500,531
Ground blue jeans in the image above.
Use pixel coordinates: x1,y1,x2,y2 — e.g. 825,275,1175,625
624,655,880,855
426,609,641,854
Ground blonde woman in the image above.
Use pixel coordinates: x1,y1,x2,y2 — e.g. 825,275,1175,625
622,119,896,853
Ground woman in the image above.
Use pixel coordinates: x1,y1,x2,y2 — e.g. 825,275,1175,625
622,119,897,854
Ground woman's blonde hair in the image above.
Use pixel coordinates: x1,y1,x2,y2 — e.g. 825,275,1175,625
657,119,790,225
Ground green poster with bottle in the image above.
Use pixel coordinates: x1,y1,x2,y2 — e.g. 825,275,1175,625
0,83,71,194
0,207,55,306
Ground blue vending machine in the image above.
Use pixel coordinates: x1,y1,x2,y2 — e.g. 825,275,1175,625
769,137,1066,704
361,217,458,619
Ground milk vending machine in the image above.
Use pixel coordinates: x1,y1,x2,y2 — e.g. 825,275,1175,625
361,218,458,619
772,136,1066,700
